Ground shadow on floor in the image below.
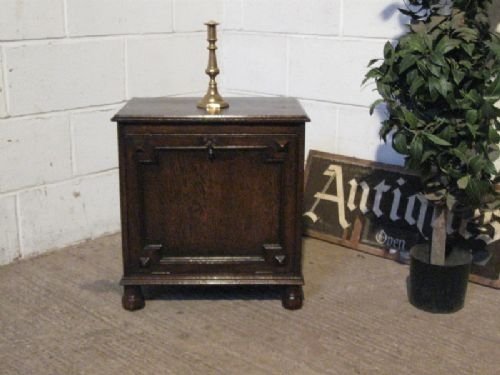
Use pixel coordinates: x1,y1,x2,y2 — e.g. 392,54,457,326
143,284,283,302
80,278,284,302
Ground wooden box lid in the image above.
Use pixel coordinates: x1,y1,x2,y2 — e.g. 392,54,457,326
112,97,310,124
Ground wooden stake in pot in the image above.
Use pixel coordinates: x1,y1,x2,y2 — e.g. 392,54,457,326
430,205,447,266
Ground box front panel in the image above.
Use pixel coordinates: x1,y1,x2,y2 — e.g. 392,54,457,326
123,132,299,275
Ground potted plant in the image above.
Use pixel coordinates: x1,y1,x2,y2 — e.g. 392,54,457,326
364,0,500,312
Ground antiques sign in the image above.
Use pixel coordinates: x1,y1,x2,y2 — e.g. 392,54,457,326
303,150,500,288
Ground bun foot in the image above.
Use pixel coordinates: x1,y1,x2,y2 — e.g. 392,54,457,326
122,286,145,311
282,286,303,310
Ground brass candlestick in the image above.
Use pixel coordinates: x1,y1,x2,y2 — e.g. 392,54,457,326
197,21,229,111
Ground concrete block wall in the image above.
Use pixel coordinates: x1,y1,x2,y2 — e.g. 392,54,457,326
220,0,408,164
0,0,415,265
0,0,223,265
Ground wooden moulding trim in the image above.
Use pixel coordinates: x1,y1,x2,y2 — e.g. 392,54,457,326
120,276,305,286
304,150,419,183
305,229,400,261
112,117,309,124
159,256,266,265
468,274,500,289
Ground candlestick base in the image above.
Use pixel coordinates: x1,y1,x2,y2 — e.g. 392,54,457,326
197,90,229,110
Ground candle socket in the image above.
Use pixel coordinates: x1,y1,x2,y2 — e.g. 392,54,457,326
197,21,229,111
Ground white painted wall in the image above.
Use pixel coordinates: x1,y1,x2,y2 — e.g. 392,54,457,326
0,0,407,265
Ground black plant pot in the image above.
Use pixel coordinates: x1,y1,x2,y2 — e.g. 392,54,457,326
409,244,472,313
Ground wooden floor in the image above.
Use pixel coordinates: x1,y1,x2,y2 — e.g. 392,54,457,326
1,234,499,375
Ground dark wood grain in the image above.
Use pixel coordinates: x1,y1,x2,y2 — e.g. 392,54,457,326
113,97,308,309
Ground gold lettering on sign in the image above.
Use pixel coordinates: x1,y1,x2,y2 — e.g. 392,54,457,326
304,163,434,237
303,164,351,229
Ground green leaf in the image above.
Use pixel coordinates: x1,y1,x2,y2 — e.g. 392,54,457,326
481,101,498,118
376,81,391,98
422,33,433,50
384,41,394,60
452,69,465,85
456,27,479,42
406,68,418,83
362,68,380,85
418,60,433,76
436,77,453,97
428,63,441,77
437,125,454,142
399,54,417,74
487,39,500,58
379,120,392,141
441,39,460,54
487,144,500,163
467,123,479,138
428,76,439,95
465,179,490,206
431,52,447,67
403,109,419,129
469,155,486,175
457,175,470,189
393,132,408,154
367,58,380,67
464,89,482,104
369,99,384,115
409,76,425,96
401,34,426,52
485,74,500,99
465,110,478,125
421,150,436,163
435,36,460,55
462,43,475,57
423,132,452,146
409,136,423,161
450,148,468,163
484,160,497,175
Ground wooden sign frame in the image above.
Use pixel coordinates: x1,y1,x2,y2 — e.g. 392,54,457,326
303,150,500,289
